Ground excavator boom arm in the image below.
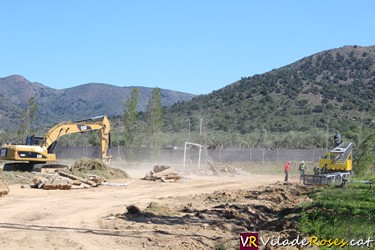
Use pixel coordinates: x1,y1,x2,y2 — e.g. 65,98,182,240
42,115,111,163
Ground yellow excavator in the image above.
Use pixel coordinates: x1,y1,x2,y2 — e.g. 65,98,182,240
0,115,111,171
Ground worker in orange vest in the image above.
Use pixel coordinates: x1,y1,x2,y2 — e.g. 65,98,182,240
284,161,291,182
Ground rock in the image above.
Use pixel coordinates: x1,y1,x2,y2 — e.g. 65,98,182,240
0,178,9,197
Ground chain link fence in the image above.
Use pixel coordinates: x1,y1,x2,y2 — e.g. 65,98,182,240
56,146,327,165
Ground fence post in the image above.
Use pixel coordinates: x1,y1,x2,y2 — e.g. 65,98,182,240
312,148,315,162
276,148,279,162
249,147,252,163
219,148,222,164
262,148,265,164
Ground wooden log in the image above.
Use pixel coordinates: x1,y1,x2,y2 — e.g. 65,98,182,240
161,175,182,182
43,183,72,190
87,175,104,184
207,160,221,175
153,165,170,173
57,171,97,187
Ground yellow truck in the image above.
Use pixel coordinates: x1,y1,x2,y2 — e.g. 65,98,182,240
304,141,352,186
319,142,353,173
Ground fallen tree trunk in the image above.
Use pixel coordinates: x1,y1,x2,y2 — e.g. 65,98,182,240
57,171,97,187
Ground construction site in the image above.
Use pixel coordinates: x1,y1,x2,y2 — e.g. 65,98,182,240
0,117,372,249
0,161,317,250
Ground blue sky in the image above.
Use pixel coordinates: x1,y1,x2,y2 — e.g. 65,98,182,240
1,1,374,95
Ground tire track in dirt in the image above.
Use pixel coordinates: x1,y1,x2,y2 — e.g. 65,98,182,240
0,174,282,249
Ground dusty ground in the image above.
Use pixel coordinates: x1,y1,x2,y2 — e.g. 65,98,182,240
0,166,312,250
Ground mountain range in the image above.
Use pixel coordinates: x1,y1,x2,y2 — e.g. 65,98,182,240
1,45,374,137
0,75,195,130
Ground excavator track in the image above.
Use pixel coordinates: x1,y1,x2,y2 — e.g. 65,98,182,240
3,162,34,172
2,162,69,172
33,163,69,172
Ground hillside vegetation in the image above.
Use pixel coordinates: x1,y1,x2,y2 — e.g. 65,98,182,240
164,45,375,139
1,45,374,151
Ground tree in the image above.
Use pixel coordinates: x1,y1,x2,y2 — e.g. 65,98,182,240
353,129,375,176
18,97,38,141
123,88,140,147
146,88,163,160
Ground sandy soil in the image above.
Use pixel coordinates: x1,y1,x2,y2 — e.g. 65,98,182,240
0,169,304,250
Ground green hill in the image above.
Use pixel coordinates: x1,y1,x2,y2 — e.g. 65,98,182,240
163,45,375,138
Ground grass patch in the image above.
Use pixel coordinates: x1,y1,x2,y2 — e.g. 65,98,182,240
299,174,375,247
0,170,35,185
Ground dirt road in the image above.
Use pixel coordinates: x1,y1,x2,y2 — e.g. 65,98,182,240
0,171,287,250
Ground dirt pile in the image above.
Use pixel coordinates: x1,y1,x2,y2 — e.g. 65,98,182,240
70,158,129,179
101,182,316,249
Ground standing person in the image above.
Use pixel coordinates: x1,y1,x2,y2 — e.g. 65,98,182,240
284,161,291,182
299,160,306,184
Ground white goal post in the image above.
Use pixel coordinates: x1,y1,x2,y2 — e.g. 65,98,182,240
183,142,209,169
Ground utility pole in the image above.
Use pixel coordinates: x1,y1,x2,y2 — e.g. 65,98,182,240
325,122,329,150
187,118,191,142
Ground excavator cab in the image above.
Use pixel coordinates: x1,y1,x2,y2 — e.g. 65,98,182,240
25,135,44,146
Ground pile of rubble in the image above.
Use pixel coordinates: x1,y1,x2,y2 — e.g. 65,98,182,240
207,160,241,175
187,160,242,176
25,170,104,190
1,158,130,191
141,165,182,182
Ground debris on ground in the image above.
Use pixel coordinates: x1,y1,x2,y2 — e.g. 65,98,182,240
102,180,135,187
0,176,9,197
207,160,221,175
2,158,130,190
141,165,182,182
103,182,316,250
126,205,141,215
27,172,96,190
189,160,243,176
57,170,98,187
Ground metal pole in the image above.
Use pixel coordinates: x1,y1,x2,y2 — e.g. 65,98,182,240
198,145,202,169
325,122,329,150
188,119,191,142
183,142,187,169
117,132,120,159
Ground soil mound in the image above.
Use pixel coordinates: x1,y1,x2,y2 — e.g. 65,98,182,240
107,182,316,249
70,158,129,179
